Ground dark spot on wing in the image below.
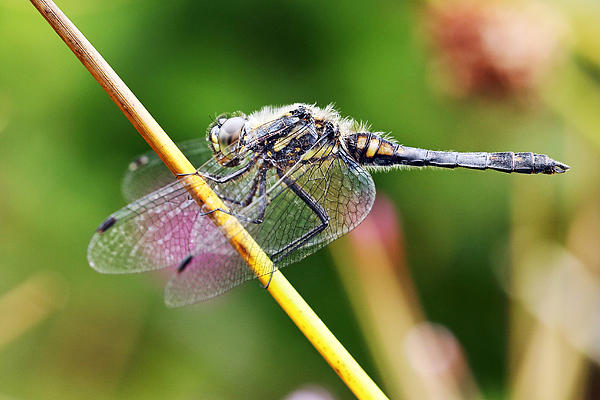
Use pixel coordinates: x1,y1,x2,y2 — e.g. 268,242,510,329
177,254,194,273
96,216,117,233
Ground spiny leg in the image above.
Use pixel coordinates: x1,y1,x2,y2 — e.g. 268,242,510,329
271,168,330,262
260,166,330,289
252,166,269,223
189,166,270,223
221,166,269,224
176,169,270,276
256,169,272,292
218,167,262,207
177,156,258,183
180,157,267,221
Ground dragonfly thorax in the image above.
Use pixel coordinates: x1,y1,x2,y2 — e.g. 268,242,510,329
262,109,332,167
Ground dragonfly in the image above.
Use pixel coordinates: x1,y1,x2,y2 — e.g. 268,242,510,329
88,103,569,306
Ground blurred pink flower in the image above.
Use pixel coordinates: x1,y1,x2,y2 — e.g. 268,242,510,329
404,322,465,379
349,194,404,271
427,1,567,97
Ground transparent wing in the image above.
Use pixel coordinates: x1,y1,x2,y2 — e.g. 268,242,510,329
89,181,207,275
88,117,301,276
255,154,376,267
89,117,375,306
122,138,213,202
88,136,266,271
165,143,375,306
120,114,305,202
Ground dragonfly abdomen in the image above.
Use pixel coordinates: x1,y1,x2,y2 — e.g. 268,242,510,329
344,132,401,166
345,133,569,174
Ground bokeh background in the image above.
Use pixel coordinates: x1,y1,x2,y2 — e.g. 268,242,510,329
0,0,598,399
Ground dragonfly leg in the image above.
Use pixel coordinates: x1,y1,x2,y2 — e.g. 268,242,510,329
217,177,259,206
197,207,264,224
220,167,267,209
197,168,269,224
177,157,258,183
251,167,269,223
255,169,275,290
204,167,269,224
258,268,275,290
271,169,330,262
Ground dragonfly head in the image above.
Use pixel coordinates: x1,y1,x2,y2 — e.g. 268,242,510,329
207,115,247,166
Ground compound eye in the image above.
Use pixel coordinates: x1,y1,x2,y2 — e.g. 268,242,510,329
218,116,245,151
209,125,220,153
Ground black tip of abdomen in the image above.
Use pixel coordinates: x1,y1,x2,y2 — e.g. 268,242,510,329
550,160,570,174
535,154,570,174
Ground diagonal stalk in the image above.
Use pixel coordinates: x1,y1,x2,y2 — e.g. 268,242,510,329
28,0,388,398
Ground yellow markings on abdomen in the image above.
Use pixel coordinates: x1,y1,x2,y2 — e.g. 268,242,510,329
356,134,368,150
365,138,381,158
376,141,395,157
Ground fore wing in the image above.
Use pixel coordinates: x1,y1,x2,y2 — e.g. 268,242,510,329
122,138,212,202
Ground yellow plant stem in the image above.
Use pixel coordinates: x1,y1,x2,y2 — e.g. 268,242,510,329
29,0,388,398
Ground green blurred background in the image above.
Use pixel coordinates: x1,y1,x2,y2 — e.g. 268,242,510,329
0,0,598,399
